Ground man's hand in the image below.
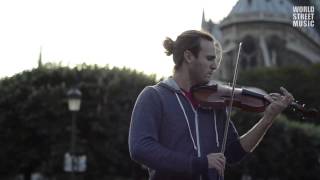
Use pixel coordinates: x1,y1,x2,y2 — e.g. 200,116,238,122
264,87,294,122
207,153,225,177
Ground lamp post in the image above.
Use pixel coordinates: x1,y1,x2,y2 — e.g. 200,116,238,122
67,88,82,180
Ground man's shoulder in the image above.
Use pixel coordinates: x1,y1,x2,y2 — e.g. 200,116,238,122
138,84,166,99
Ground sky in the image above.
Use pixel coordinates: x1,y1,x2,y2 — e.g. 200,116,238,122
0,0,238,79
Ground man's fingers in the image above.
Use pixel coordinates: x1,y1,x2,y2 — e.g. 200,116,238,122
207,153,225,176
264,87,295,119
215,156,225,168
216,157,225,168
280,87,294,101
214,160,224,171
280,87,290,96
270,100,287,110
264,94,274,103
270,93,282,101
265,93,282,103
214,161,224,177
267,87,294,105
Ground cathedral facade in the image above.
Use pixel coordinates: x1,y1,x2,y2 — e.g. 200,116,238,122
202,0,320,80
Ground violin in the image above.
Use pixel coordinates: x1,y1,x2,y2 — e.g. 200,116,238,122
191,82,319,119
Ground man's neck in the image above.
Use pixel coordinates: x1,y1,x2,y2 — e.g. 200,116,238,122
172,70,192,92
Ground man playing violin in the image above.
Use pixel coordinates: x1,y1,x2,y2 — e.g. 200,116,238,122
128,30,294,180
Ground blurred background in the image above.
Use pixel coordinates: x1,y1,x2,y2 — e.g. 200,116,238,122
0,0,319,179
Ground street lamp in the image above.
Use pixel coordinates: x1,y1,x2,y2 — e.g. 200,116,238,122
67,88,82,112
67,88,82,180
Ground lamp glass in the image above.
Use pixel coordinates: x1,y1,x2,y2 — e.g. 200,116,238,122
68,98,81,111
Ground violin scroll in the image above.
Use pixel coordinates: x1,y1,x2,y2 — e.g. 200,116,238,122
289,101,319,119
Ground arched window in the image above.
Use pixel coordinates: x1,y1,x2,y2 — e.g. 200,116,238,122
241,36,258,69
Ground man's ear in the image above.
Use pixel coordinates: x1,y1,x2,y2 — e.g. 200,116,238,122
183,50,195,64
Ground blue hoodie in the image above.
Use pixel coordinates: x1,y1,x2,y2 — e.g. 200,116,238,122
129,78,247,180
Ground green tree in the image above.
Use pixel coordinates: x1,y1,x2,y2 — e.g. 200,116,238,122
0,64,155,179
226,113,320,180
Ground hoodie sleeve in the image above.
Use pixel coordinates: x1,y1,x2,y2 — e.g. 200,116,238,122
128,86,208,175
224,120,248,164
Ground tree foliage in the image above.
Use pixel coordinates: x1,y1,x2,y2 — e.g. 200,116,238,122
0,64,155,179
226,112,320,180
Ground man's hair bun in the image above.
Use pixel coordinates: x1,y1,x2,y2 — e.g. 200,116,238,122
163,37,174,56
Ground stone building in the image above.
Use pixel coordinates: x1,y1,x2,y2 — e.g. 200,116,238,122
202,0,320,80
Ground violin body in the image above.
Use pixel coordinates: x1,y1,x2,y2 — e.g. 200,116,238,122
191,83,269,112
191,82,319,118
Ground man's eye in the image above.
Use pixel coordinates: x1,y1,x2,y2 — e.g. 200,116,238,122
207,56,216,61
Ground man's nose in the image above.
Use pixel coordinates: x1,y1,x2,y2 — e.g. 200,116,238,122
210,60,217,70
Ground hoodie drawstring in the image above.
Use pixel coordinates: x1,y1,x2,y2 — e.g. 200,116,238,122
214,110,220,147
175,93,198,151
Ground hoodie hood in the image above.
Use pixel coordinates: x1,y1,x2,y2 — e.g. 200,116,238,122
158,77,182,93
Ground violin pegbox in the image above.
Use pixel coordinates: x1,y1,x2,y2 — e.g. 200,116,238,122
290,100,319,119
